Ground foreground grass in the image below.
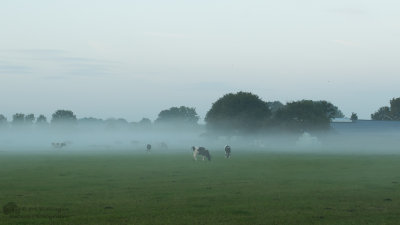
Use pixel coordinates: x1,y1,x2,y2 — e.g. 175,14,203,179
0,151,399,225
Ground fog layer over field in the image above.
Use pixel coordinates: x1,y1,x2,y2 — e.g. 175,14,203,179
0,123,399,154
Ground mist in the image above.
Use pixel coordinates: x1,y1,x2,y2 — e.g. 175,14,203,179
1,120,400,155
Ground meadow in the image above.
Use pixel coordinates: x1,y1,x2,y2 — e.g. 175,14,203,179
0,150,399,225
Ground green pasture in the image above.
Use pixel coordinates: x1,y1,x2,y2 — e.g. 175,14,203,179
0,150,399,225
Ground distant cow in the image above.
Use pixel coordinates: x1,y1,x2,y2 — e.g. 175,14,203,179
192,146,211,161
146,144,152,152
160,142,168,149
52,142,67,149
224,145,231,158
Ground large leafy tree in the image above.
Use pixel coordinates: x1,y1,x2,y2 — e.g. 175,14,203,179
319,101,345,118
205,92,271,133
389,97,400,120
371,106,392,120
274,100,337,132
155,106,199,125
51,110,77,124
371,97,400,120
267,101,284,114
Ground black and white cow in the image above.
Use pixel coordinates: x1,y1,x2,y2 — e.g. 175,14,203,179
146,144,152,152
192,146,211,161
224,145,231,158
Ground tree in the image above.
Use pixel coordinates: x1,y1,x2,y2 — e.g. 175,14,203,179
36,115,48,124
105,118,129,130
78,117,104,129
24,114,35,124
371,106,392,120
319,101,345,118
155,106,199,125
79,117,103,124
350,112,358,121
371,97,400,121
0,114,7,127
205,92,271,133
12,113,25,126
51,110,77,124
139,118,152,127
267,101,284,114
274,100,334,132
389,97,400,120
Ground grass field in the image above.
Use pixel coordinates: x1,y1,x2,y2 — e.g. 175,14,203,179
0,150,400,225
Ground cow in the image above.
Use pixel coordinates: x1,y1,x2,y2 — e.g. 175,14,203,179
192,146,211,161
146,144,151,152
52,142,67,149
224,145,231,158
160,142,168,149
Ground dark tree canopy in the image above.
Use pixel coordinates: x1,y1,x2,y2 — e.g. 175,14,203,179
274,100,335,132
51,110,77,124
350,112,358,121
371,97,400,120
267,101,284,114
36,115,48,125
0,114,7,126
12,113,25,126
24,114,35,124
389,97,400,120
319,101,345,118
205,92,271,133
155,106,199,125
371,106,392,120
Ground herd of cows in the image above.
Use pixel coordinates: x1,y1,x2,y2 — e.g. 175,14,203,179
51,141,232,161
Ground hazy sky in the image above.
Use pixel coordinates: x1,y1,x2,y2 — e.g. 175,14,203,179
1,0,399,121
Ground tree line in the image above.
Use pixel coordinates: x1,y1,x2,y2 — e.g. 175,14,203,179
371,98,400,121
1,92,399,134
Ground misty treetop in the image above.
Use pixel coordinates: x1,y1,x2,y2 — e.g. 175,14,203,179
371,97,400,120
351,112,358,121
2,95,400,134
274,100,333,131
138,118,152,127
267,101,285,114
205,92,344,134
318,100,345,119
205,92,271,133
155,106,199,125
25,114,35,124
0,114,7,126
78,117,104,124
390,98,400,118
12,113,26,126
36,114,47,123
51,110,77,124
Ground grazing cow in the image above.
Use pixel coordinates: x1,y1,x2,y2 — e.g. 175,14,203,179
224,145,231,158
192,146,211,161
52,142,67,149
146,144,151,152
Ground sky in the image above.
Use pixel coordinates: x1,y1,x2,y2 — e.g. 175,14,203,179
1,0,399,122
